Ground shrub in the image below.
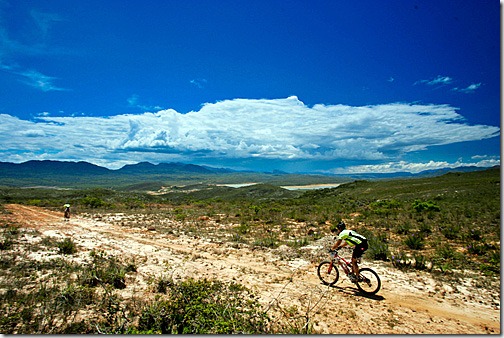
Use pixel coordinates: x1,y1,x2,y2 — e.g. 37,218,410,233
0,226,20,250
395,223,411,235
136,278,270,334
412,254,428,270
467,242,492,256
154,276,173,294
231,234,247,244
418,222,432,235
360,229,389,261
253,236,277,248
26,199,43,206
412,200,440,212
480,251,500,275
235,223,250,234
467,228,482,241
57,238,77,255
79,251,132,289
5,226,19,236
0,278,96,334
175,213,186,221
440,224,460,240
432,244,463,273
81,196,105,208
391,251,411,270
404,233,424,250
435,245,456,260
370,199,401,217
56,284,95,311
0,235,14,250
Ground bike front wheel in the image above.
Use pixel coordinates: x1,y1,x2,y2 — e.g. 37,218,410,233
317,260,340,286
355,267,381,295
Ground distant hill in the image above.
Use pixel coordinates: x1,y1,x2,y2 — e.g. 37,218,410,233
117,162,214,175
333,165,501,180
0,160,216,177
0,160,111,178
0,160,498,189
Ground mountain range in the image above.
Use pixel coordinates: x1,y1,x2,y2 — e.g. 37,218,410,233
0,160,498,188
0,160,228,177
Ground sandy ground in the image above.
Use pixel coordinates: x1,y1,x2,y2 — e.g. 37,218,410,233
3,204,501,334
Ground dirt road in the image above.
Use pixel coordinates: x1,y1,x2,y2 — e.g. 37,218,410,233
4,204,500,334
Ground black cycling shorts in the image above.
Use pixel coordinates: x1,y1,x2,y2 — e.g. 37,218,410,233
352,240,368,259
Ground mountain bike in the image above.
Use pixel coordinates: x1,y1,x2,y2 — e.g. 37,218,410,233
317,249,381,295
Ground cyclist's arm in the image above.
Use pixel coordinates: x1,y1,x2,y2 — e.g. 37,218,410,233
337,241,348,249
331,239,346,251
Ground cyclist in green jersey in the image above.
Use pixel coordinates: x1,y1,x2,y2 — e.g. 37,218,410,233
330,221,368,282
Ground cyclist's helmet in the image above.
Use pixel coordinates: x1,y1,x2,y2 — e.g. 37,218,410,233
337,221,346,231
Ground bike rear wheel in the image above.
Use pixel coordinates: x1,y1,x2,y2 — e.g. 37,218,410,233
317,261,339,286
355,267,381,295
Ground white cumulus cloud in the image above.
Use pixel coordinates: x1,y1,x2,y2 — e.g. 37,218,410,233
0,97,500,172
333,158,500,174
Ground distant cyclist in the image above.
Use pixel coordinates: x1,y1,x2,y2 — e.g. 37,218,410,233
64,203,71,221
330,221,368,282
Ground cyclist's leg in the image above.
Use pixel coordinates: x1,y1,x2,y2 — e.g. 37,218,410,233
352,241,368,275
351,249,360,275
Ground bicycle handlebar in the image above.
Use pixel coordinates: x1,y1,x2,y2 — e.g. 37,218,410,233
328,249,339,256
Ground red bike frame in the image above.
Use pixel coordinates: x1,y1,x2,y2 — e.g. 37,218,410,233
327,252,352,275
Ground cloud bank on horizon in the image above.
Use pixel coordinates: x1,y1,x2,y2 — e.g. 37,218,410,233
0,96,499,174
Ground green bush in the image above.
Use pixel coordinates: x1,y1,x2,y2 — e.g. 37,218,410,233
418,222,432,235
404,233,424,250
57,238,77,255
480,250,500,275
253,235,277,248
395,223,411,235
0,235,14,250
467,242,492,256
56,284,95,311
392,252,429,271
412,254,428,270
154,276,173,294
360,229,389,261
26,199,43,206
440,224,460,240
79,251,133,289
412,200,440,212
235,222,250,234
5,226,19,236
370,199,401,217
136,278,270,334
435,245,456,260
81,196,106,208
0,226,20,250
467,228,482,241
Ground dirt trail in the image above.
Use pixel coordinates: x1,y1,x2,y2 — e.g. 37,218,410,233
4,204,500,334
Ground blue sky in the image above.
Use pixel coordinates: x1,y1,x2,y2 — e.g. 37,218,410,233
0,0,500,174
